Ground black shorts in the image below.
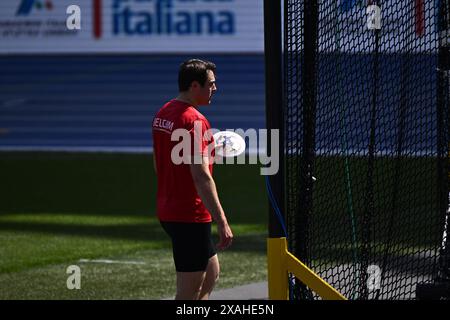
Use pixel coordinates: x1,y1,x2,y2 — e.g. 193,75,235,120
160,221,216,272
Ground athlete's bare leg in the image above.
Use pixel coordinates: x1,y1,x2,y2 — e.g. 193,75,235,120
175,271,206,300
198,254,220,300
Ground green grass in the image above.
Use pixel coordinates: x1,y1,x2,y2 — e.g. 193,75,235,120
0,246,267,300
0,152,268,299
0,214,267,299
0,152,441,299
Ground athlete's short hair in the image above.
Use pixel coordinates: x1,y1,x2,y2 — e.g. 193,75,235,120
178,59,216,92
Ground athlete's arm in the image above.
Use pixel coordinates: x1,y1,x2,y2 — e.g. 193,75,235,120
190,159,233,250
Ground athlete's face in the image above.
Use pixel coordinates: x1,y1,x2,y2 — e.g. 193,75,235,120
194,70,217,106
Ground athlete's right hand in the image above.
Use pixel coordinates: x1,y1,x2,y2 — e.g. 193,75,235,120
216,221,233,250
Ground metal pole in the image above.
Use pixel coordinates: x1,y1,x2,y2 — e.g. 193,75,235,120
264,0,285,239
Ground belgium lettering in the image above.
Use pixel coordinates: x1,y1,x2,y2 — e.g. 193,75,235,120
170,121,279,176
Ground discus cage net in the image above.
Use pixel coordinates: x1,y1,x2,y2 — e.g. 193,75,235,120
280,0,450,299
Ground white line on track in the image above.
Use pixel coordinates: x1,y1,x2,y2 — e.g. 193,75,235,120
78,259,146,265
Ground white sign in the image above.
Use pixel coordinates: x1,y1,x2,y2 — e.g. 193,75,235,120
0,0,264,54
329,0,438,52
282,0,439,53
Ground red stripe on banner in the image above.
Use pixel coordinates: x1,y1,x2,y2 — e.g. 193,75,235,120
415,0,425,37
94,0,102,39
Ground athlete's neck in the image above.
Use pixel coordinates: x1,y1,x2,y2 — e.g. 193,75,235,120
175,93,198,108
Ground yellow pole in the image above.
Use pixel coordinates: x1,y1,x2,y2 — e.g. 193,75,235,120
267,238,288,299
267,237,347,300
286,252,347,300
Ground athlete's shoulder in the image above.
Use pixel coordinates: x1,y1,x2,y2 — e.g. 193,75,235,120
155,99,209,129
175,103,208,123
181,106,205,120
156,99,180,116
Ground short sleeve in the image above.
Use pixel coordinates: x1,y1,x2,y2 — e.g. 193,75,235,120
188,118,215,159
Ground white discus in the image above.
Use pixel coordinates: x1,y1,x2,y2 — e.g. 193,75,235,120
213,131,246,157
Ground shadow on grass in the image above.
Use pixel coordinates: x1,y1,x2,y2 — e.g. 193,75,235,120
0,220,268,253
310,244,440,276
218,233,267,254
0,221,168,243
0,152,268,225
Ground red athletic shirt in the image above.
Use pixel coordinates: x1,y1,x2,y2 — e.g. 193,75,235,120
152,99,215,223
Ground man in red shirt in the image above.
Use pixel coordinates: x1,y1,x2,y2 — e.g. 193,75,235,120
152,59,233,300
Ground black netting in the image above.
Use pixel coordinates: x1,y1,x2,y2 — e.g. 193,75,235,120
284,0,450,300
